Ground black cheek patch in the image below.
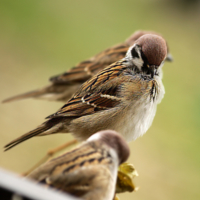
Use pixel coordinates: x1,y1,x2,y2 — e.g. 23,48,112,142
141,50,149,64
140,50,151,75
131,47,139,58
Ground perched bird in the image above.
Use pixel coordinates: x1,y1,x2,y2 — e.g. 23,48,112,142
2,30,172,103
27,130,130,200
4,34,167,151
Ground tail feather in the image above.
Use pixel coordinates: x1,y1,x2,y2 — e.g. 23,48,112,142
2,88,47,103
4,118,62,151
2,83,75,103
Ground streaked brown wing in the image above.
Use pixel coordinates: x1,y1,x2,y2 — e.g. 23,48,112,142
77,61,127,94
47,62,127,118
50,44,129,84
29,142,112,196
93,43,129,63
47,165,112,197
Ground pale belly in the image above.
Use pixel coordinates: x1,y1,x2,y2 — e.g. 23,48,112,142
116,99,157,142
116,76,165,142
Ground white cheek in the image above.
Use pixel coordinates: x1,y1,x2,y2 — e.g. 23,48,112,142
126,46,144,69
132,57,144,69
87,133,101,142
109,148,119,167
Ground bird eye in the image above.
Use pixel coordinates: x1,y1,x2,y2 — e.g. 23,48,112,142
131,47,139,58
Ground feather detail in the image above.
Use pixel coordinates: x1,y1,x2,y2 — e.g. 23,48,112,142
27,140,114,198
47,62,128,119
50,44,129,84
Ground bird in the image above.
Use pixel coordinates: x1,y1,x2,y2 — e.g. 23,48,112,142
2,30,172,103
4,33,168,151
26,130,130,200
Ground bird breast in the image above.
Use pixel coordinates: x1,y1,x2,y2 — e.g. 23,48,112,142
116,76,165,142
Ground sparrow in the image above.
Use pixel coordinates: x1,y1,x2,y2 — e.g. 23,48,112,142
27,130,130,200
4,34,168,151
2,30,172,103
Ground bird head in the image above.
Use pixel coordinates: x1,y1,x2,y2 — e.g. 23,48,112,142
126,34,168,78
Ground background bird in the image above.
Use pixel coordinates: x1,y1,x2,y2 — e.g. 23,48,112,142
27,130,130,200
4,34,168,151
2,30,172,103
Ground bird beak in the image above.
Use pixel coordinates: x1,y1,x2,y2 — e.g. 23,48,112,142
165,53,173,62
149,65,157,78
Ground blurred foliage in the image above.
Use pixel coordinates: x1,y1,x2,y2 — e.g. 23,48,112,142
116,163,138,193
0,1,200,200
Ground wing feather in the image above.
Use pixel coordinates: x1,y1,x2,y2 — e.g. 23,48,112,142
50,44,129,84
47,61,127,119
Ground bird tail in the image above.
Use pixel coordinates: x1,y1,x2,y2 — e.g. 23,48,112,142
2,87,49,103
4,118,62,151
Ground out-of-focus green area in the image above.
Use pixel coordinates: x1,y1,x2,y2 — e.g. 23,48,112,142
0,1,200,199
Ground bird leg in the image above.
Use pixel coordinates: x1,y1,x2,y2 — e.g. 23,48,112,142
22,139,78,176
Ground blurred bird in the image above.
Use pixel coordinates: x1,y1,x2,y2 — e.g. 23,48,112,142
2,30,172,103
27,130,130,200
4,34,168,151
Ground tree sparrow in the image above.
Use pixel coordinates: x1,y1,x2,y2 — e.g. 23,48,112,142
27,130,130,200
4,34,168,150
2,30,172,103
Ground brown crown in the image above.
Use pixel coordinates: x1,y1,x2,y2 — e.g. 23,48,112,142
125,30,159,46
135,34,167,66
96,130,130,164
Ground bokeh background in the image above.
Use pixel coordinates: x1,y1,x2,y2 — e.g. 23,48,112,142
0,1,200,199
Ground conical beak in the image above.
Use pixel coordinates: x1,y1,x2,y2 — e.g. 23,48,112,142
149,65,156,78
165,53,173,62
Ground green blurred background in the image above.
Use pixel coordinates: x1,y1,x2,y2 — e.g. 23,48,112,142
0,0,200,199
